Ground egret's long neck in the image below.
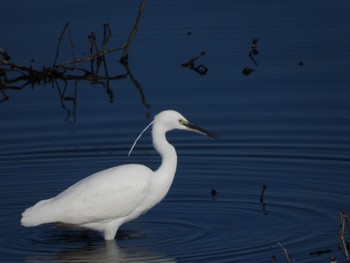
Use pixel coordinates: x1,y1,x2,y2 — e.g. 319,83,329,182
152,125,177,195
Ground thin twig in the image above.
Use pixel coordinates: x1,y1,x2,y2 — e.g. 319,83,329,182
278,242,294,263
53,23,76,66
88,32,97,72
120,0,146,65
248,38,259,66
339,210,350,261
67,23,76,63
259,184,267,202
54,46,124,69
259,184,268,215
102,23,112,50
0,89,9,103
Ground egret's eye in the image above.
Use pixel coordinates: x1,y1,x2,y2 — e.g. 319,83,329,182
178,118,185,125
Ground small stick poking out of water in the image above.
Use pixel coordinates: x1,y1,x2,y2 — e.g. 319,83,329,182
278,242,294,263
211,188,217,198
248,38,259,66
339,210,350,261
259,184,267,202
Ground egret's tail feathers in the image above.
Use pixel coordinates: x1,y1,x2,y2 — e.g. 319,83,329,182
21,199,55,227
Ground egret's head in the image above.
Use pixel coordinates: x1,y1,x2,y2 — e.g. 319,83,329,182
154,110,220,139
128,110,220,156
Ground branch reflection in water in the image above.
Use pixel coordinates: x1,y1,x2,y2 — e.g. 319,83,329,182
48,59,151,124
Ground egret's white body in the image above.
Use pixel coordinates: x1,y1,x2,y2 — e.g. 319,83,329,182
21,110,219,240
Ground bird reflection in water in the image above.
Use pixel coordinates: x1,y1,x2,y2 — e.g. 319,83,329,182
24,230,176,263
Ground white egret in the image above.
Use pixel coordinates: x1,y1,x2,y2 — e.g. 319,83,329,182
21,110,220,240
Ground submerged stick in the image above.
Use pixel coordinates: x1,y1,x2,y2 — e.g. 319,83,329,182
259,184,268,214
259,184,267,202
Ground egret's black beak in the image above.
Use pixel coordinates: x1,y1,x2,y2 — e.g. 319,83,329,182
183,122,221,140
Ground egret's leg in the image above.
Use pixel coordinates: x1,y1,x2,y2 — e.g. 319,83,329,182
104,227,118,240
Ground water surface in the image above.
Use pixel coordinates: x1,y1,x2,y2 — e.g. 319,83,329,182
1,1,350,262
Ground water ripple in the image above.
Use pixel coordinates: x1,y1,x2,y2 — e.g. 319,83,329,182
0,177,341,262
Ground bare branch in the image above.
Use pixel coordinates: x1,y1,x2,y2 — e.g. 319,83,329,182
53,23,76,66
0,2,151,115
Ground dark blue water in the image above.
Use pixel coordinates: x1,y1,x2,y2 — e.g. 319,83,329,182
1,1,350,262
